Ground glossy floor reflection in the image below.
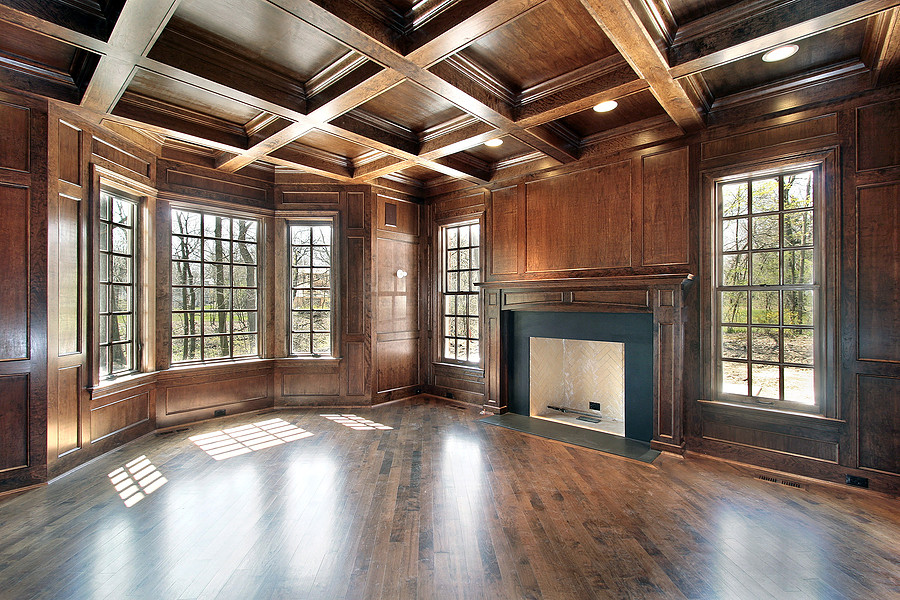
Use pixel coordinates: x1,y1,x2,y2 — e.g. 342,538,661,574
0,397,898,599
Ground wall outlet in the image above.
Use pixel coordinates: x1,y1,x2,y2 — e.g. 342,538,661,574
214,409,226,418
589,402,602,411
845,475,869,488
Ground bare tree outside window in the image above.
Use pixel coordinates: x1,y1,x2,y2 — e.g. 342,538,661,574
171,209,259,363
289,223,333,356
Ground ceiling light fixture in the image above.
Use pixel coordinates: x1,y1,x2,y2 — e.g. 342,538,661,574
484,138,503,147
762,44,799,62
593,100,618,113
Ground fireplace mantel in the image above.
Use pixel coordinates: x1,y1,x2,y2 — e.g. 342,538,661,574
479,274,692,454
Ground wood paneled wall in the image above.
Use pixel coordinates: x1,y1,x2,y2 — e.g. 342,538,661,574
273,183,372,407
485,143,694,284
425,192,487,405
0,91,48,493
46,104,159,477
372,190,421,403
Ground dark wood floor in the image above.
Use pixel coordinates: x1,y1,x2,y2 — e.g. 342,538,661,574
1,397,898,599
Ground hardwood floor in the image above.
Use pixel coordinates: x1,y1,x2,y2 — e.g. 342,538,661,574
0,396,898,600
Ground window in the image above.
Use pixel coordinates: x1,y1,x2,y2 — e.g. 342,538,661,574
289,222,333,356
442,222,480,364
171,209,259,362
98,190,138,378
714,168,820,407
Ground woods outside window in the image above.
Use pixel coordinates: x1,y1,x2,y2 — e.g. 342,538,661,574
171,208,260,363
713,167,823,410
441,221,481,364
289,221,334,357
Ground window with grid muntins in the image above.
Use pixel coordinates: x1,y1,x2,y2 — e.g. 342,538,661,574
715,169,818,406
171,209,259,363
99,191,137,378
289,223,333,356
443,222,480,364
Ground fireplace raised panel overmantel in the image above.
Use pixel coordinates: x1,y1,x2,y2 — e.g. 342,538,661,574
479,274,693,454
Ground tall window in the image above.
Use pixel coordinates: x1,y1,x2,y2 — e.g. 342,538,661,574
714,168,819,407
171,209,259,362
289,222,333,356
442,222,480,364
99,190,138,378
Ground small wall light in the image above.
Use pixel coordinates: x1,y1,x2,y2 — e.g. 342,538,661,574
396,269,407,279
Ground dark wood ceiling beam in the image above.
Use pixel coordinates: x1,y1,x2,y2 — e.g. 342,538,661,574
669,0,900,78
578,0,705,132
515,69,649,128
353,156,418,181
80,0,183,112
862,7,900,84
216,121,313,170
265,153,356,182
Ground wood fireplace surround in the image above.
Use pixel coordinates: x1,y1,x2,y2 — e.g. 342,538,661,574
480,274,692,454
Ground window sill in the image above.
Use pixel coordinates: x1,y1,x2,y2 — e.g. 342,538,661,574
433,361,484,374
273,356,341,366
697,398,843,424
165,357,272,373
91,371,157,394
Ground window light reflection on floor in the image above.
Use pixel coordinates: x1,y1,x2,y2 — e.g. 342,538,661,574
189,418,313,460
108,455,168,507
322,414,393,430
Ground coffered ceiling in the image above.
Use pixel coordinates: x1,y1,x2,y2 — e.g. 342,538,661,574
1,0,899,191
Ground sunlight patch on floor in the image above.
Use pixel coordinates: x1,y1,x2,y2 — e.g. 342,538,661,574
321,414,393,430
108,455,168,507
190,418,313,460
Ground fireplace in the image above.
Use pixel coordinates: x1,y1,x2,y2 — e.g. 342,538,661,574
507,311,653,442
480,275,690,454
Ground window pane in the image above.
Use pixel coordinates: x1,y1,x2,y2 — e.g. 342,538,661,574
204,288,231,310
172,337,201,362
233,265,257,287
292,290,311,310
783,290,814,325
292,333,311,355
204,263,230,286
468,317,479,338
172,261,200,285
750,291,779,324
456,339,468,361
111,285,130,312
784,172,813,209
721,327,747,359
111,343,130,372
204,239,230,262
111,226,131,254
751,327,780,362
720,291,747,323
445,295,455,316
751,251,780,285
444,338,456,360
173,312,201,336
784,367,814,404
111,256,131,284
233,334,257,357
172,287,201,311
172,211,201,236
722,253,749,286
311,268,330,288
204,215,231,239
312,246,331,267
469,340,480,362
292,311,311,333
312,289,330,310
448,272,458,292
722,218,748,251
784,328,814,365
100,193,110,221
468,295,478,316
722,361,748,395
233,288,257,310
312,311,330,332
232,242,257,265
721,182,748,217
292,226,311,246
204,312,230,335
784,249,814,284
234,219,258,242
112,200,133,226
312,225,330,246
292,245,310,267
448,250,458,270
233,311,257,334
110,314,130,342
783,210,813,247
312,334,330,355
751,363,780,399
750,215,779,249
447,228,458,249
751,178,779,213
172,235,201,261
445,317,456,337
204,335,230,359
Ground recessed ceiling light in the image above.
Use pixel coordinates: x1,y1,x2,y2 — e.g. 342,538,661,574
762,44,799,62
593,100,618,113
484,138,503,147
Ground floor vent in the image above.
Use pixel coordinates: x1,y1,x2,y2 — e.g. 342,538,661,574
756,474,806,489
156,427,190,437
